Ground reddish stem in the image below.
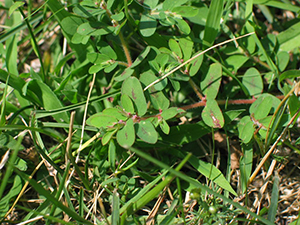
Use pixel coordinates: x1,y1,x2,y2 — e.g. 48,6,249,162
180,95,285,111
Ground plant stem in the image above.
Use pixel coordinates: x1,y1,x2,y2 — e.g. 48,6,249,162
119,31,132,66
101,1,132,66
180,95,285,111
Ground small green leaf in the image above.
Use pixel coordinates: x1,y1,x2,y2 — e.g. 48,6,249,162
175,17,191,35
135,120,158,144
86,113,118,128
224,55,249,73
242,67,263,96
98,41,117,60
143,0,159,9
156,53,169,68
140,70,167,91
249,95,274,120
9,2,25,16
140,14,157,37
87,53,111,64
114,68,134,82
77,22,95,35
117,119,135,148
169,39,182,58
102,129,118,145
202,99,224,128
163,0,188,11
238,116,254,143
89,64,104,74
103,108,127,121
160,119,170,134
121,94,135,114
122,77,147,116
161,107,184,120
172,6,198,17
131,46,151,68
189,54,203,76
276,51,289,72
71,33,85,44
148,89,170,110
104,62,118,73
178,37,193,60
111,12,124,21
201,63,222,100
279,69,300,82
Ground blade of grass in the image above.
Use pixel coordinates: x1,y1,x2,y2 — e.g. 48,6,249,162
12,167,94,225
16,205,76,225
0,74,10,128
267,171,280,223
18,7,45,80
0,13,43,44
112,189,120,225
47,162,71,225
120,152,192,224
130,147,274,225
265,82,299,147
0,135,22,200
249,107,300,184
255,0,300,12
203,0,224,48
245,1,278,78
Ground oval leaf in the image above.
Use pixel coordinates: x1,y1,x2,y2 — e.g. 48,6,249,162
202,99,224,128
238,116,254,143
122,77,147,116
103,108,127,120
140,14,157,37
86,113,118,128
160,119,170,134
161,107,184,120
117,119,135,148
200,63,222,100
169,39,182,58
135,120,158,144
242,67,263,97
102,129,118,145
121,94,135,114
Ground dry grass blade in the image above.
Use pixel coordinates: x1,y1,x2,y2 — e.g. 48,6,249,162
248,99,300,184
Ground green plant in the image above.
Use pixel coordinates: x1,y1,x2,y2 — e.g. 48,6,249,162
1,0,300,224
